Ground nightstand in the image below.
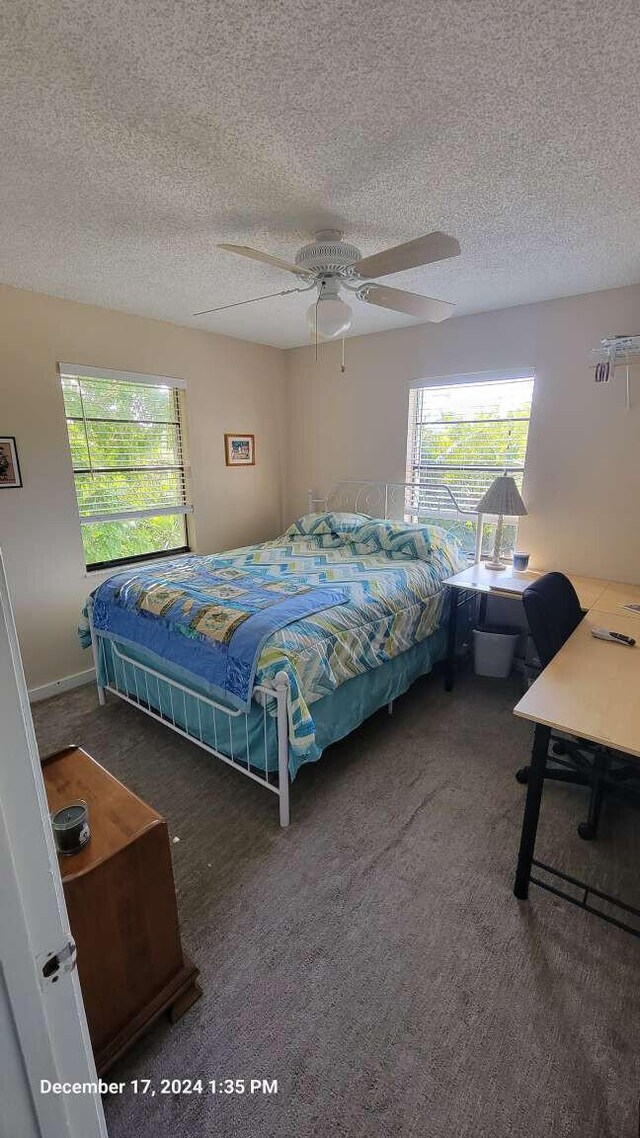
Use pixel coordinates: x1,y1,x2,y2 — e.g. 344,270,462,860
443,565,614,692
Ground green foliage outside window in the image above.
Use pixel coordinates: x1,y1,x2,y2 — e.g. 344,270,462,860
81,515,186,567
62,374,189,568
408,379,533,560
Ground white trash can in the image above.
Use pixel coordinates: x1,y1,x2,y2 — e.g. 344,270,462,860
473,625,520,678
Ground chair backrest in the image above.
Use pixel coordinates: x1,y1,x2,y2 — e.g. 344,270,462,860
522,572,584,669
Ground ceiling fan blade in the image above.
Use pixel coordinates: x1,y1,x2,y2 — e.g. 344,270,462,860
357,284,454,322
218,244,311,278
351,231,460,279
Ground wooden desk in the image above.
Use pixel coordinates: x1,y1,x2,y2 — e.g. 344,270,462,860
592,581,640,620
512,612,640,936
514,608,640,757
443,565,637,691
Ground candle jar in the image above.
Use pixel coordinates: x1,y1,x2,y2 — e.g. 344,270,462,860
513,551,530,571
51,800,91,856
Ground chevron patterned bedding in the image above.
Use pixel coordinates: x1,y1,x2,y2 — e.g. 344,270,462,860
220,527,464,755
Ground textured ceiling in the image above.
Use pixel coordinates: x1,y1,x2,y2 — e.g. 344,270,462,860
2,1,640,348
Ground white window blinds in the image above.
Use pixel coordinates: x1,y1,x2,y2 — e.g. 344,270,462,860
60,366,192,569
406,375,534,556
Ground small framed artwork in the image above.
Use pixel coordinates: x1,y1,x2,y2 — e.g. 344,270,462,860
0,437,22,488
224,433,255,467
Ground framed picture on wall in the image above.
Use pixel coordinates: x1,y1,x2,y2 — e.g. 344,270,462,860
224,433,255,467
0,437,22,488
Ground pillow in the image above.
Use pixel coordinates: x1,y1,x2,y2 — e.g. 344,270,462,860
281,531,344,550
425,526,466,576
351,519,435,562
284,511,372,540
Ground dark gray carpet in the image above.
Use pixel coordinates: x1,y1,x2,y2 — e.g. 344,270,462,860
34,670,640,1138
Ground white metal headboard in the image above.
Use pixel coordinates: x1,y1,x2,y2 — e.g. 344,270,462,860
308,479,471,520
307,479,482,560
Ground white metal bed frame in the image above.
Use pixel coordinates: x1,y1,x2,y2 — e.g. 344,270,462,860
88,479,476,828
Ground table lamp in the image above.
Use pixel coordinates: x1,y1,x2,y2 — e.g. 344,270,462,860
475,474,527,570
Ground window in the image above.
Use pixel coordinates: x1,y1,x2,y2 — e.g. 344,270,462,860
406,374,534,560
60,365,192,570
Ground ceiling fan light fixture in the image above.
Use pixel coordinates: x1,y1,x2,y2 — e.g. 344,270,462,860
306,295,353,341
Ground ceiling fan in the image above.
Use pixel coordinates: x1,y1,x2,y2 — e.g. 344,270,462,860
193,229,461,341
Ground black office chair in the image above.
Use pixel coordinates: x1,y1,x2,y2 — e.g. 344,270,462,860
517,572,636,840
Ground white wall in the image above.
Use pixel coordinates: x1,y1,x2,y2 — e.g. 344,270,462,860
0,284,286,691
284,284,640,584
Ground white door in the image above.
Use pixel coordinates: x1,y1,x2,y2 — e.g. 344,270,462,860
0,549,107,1138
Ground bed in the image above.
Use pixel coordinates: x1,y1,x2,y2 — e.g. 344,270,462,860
85,481,469,826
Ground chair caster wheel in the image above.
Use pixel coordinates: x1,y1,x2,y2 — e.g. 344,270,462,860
577,822,596,841
515,767,529,785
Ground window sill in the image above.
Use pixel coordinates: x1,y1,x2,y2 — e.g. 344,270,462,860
84,549,192,580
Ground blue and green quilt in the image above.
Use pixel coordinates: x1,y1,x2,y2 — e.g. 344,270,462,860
88,559,347,711
82,520,464,759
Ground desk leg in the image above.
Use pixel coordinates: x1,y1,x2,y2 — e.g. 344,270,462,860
513,723,550,900
444,587,458,692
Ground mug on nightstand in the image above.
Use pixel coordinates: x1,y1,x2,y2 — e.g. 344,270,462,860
513,551,530,571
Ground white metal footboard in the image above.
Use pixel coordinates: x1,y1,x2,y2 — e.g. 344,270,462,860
88,606,291,827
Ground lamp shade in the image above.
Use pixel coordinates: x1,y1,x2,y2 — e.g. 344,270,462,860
475,475,527,516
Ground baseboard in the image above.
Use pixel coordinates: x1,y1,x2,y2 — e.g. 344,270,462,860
29,667,95,704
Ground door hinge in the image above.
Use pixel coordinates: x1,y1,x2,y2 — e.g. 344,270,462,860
40,939,77,985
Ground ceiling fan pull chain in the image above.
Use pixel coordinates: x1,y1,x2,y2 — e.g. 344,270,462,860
341,337,346,374
192,282,314,317
314,279,326,362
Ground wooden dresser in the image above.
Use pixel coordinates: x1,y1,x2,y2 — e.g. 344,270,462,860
43,746,201,1073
